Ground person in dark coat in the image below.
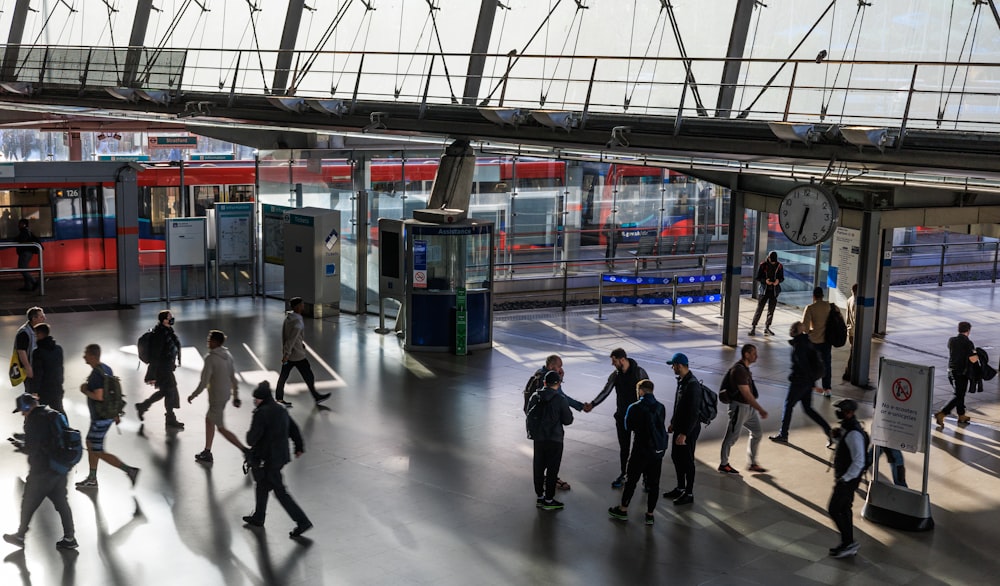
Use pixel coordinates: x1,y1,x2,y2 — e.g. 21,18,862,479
30,323,65,414
935,321,977,428
243,382,313,538
15,218,41,291
664,353,701,506
585,348,650,489
136,310,184,429
608,378,667,525
749,251,784,336
770,321,832,445
527,370,574,510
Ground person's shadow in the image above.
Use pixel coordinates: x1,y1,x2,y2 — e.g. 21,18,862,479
77,489,145,586
243,523,312,584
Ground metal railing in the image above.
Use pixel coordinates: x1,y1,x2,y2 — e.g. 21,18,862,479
0,243,45,296
891,241,1000,286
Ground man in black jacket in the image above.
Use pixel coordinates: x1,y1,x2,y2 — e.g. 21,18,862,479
749,251,784,336
770,322,832,445
15,218,41,291
31,323,65,414
243,382,313,538
664,353,701,506
935,321,977,428
136,310,184,429
527,370,574,511
3,393,77,550
828,399,866,558
608,378,667,525
585,348,649,488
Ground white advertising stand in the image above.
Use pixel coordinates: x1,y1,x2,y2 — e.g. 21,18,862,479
863,357,935,531
165,218,208,302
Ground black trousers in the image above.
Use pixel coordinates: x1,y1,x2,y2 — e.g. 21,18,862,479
670,426,700,494
17,250,36,288
828,478,860,546
252,465,310,526
751,289,778,327
19,468,74,538
621,452,663,513
145,370,180,413
942,374,968,415
532,440,564,500
614,412,631,477
275,359,318,401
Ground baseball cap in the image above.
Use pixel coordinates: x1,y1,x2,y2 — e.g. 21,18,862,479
666,352,689,366
544,370,561,385
12,393,36,413
833,399,858,412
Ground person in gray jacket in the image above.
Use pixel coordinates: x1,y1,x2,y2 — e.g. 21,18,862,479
526,371,574,511
188,330,247,463
274,297,331,408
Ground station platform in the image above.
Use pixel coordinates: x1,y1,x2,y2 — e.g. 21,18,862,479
0,283,997,585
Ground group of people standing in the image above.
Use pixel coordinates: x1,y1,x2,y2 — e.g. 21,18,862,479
3,296,325,551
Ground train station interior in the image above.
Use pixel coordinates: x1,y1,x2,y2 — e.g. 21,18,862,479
1,1,1000,584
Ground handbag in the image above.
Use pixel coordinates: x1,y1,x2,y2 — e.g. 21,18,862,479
9,351,25,387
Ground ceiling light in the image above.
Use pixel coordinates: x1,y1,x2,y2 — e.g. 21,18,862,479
1,82,34,96
266,96,307,113
478,107,529,128
841,126,895,154
105,87,138,101
531,110,580,132
767,121,818,145
136,90,172,105
305,99,348,116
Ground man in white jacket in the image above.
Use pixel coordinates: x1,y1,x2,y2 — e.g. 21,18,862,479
188,330,246,463
274,297,331,408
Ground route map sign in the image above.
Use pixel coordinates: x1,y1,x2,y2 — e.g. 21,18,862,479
215,203,254,264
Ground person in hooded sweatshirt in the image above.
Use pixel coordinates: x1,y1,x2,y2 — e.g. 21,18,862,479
30,323,65,414
188,330,247,463
769,321,833,446
526,370,574,511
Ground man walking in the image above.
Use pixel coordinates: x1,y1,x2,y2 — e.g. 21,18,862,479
526,371,574,510
718,344,768,475
31,323,65,414
188,330,247,463
75,344,140,490
828,399,867,558
3,393,77,550
275,297,331,408
802,287,833,397
749,251,784,336
770,322,833,446
15,218,41,291
608,378,667,525
243,382,313,538
136,310,184,429
585,348,649,488
935,321,977,428
664,353,701,506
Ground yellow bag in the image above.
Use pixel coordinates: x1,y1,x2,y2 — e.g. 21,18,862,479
9,352,25,387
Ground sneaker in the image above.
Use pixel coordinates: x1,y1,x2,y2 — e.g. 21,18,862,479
611,475,625,489
315,392,331,404
934,412,946,427
540,499,564,511
830,541,860,558
748,328,757,336
673,493,694,506
644,512,655,526
747,464,768,473
126,467,140,487
662,487,685,499
56,537,78,550
536,497,545,508
75,477,99,489
764,327,775,336
195,450,214,463
769,434,789,443
242,515,264,527
3,533,25,548
607,506,628,521
827,437,837,450
165,418,185,430
822,389,832,398
289,521,313,538
135,402,148,422
718,464,740,475
12,432,25,441
277,400,293,408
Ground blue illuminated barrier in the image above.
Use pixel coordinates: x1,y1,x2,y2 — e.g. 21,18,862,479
598,272,725,321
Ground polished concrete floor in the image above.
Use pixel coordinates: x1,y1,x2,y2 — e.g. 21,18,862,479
0,283,998,585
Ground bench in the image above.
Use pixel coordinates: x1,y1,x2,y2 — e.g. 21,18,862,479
630,231,658,268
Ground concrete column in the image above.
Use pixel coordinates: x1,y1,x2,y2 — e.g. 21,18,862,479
462,0,500,105
115,166,141,306
722,189,746,347
850,210,882,388
273,0,306,95
1,0,32,82
123,0,155,87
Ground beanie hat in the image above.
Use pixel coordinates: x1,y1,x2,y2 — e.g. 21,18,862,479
253,381,273,401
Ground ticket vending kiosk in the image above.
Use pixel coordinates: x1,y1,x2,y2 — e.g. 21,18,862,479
283,207,341,317
378,218,494,352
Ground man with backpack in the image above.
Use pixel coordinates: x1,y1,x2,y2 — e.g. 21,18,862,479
802,287,833,397
75,344,140,490
828,399,868,559
770,322,833,446
664,353,701,506
749,251,784,336
608,379,667,525
718,344,769,475
3,393,77,550
136,310,184,429
523,354,583,491
31,323,65,414
526,370,574,510
188,330,247,463
584,348,650,489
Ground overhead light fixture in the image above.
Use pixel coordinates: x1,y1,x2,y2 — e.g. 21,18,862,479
531,110,580,132
841,126,895,154
136,89,172,105
266,96,307,113
96,133,107,141
1,82,34,96
305,99,347,116
363,112,388,133
606,126,632,148
478,107,528,128
767,122,819,145
106,87,138,101
112,133,122,140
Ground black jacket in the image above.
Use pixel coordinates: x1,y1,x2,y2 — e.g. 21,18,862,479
22,407,58,471
247,398,304,468
670,371,702,436
145,323,180,383
948,334,976,376
592,358,650,416
625,393,666,456
789,333,816,384
529,386,573,442
755,260,784,295
31,336,64,401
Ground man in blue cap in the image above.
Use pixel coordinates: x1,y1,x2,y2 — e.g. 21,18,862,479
663,352,701,506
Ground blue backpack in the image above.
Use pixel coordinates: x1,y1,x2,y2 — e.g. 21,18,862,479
47,409,83,475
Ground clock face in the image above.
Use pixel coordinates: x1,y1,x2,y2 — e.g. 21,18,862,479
778,185,839,246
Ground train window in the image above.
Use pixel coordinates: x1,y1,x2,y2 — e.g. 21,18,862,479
0,188,54,238
148,186,181,235
193,185,219,216
227,185,254,202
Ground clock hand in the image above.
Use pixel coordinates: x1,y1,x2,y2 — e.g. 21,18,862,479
797,207,810,238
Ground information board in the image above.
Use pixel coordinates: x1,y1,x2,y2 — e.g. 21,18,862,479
166,218,207,266
262,204,292,265
215,203,254,264
829,226,860,306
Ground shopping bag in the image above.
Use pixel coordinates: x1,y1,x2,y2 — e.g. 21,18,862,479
9,352,25,387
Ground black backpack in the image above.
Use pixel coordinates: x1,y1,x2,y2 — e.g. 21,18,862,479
698,380,718,425
806,343,825,381
137,329,154,364
47,409,83,475
525,392,553,440
826,304,848,348
522,370,545,413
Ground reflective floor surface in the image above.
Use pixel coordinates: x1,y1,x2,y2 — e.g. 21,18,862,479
1,283,999,585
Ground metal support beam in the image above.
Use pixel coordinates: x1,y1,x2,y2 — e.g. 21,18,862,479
1,0,32,82
752,208,769,301
123,0,155,87
462,0,500,105
273,0,306,95
874,228,893,337
850,210,882,388
115,165,141,306
722,188,746,347
351,154,370,314
716,0,756,118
